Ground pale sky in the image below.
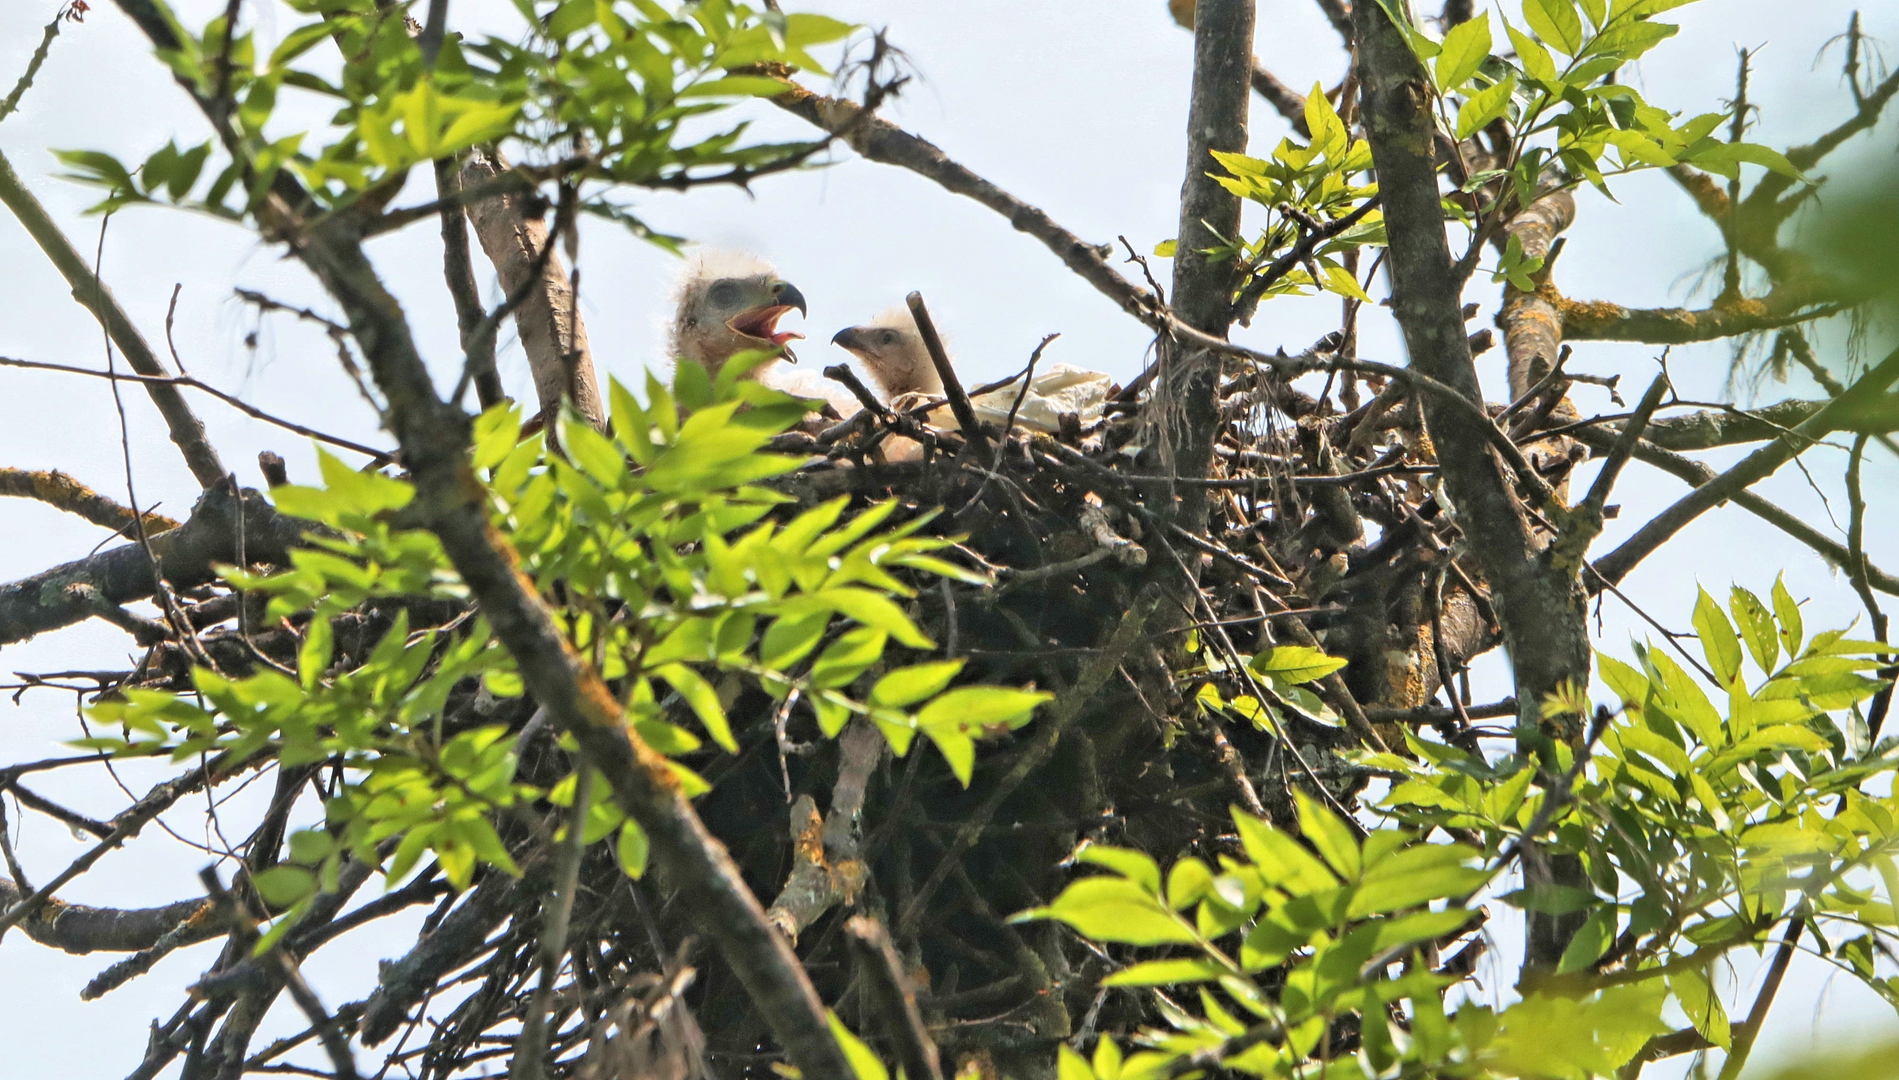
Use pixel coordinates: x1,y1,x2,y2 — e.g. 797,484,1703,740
0,1,1894,1075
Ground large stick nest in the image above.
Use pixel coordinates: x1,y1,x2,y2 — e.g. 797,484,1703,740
57,343,1527,1080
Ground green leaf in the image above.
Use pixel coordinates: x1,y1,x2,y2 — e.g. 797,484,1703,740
1075,844,1162,894
1693,586,1743,686
1522,0,1584,56
1167,857,1214,910
1058,1045,1097,1080
869,660,964,708
1101,957,1227,986
1248,645,1348,684
617,820,650,879
1457,75,1518,139
1669,968,1731,1049
929,728,976,786
252,865,316,907
1319,262,1374,301
1506,23,1559,81
1304,83,1349,162
762,612,830,671
1772,574,1804,658
1349,843,1488,917
655,663,736,752
827,1012,889,1080
1295,789,1362,880
1153,239,1178,258
1232,808,1337,895
808,588,933,649
1730,586,1779,673
809,627,886,690
1018,876,1198,946
1435,13,1494,91
298,615,332,690
916,686,1052,736
1555,908,1614,972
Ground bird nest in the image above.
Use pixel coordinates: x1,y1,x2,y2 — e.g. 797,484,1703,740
59,332,1501,1080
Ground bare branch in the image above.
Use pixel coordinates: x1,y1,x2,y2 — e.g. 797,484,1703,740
0,149,226,487
1595,343,1899,587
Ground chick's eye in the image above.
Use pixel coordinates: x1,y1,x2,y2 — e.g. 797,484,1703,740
879,330,898,345
707,281,741,308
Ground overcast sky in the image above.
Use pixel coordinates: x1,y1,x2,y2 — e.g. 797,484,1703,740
0,0,1895,1075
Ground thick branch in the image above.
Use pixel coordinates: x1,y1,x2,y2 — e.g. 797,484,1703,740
1355,0,1590,973
0,480,307,646
0,467,179,535
0,148,226,488
0,877,214,954
459,147,603,429
1558,284,1843,344
290,218,850,1079
1163,0,1254,533
1498,192,1575,398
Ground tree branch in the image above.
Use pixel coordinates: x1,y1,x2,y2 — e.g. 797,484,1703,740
1162,0,1254,534
764,77,1162,328
288,215,851,1079
459,146,603,429
0,466,179,535
1355,0,1592,973
0,147,227,487
1594,343,1899,587
0,480,308,646
0,877,215,955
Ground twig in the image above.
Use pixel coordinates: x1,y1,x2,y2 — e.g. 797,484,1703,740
906,292,987,455
1714,916,1804,1080
1596,342,1899,586
0,15,60,125
844,915,944,1080
1845,435,1894,741
0,355,393,462
512,764,592,1080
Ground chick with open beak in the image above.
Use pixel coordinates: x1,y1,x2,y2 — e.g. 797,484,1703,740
669,252,808,379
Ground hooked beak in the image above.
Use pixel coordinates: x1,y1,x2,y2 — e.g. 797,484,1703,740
726,280,807,360
830,326,867,354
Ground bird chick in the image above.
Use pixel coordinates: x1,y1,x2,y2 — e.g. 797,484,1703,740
669,252,807,379
830,311,943,400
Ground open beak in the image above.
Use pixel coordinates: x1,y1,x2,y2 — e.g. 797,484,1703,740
726,281,808,357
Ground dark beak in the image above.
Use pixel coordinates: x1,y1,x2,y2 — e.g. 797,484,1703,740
773,280,807,317
831,326,865,351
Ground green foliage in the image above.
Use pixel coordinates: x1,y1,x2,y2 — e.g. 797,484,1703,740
1171,0,1813,310
55,0,853,240
1188,86,1385,319
1021,582,1899,1078
84,363,1046,945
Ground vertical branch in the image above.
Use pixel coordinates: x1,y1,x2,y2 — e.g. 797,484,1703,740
1162,0,1255,533
512,763,592,1080
459,147,605,430
1352,0,1593,974
290,222,851,1080
0,149,227,488
435,157,506,411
